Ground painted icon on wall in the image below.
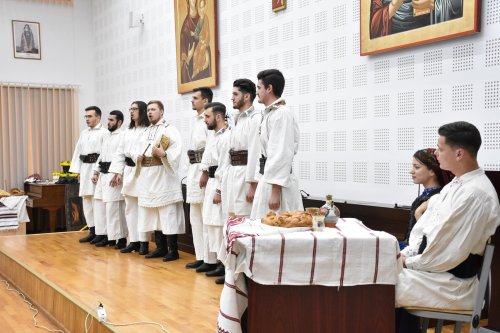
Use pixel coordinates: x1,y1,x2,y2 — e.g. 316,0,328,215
360,0,480,55
12,20,41,60
173,0,218,94
273,0,286,12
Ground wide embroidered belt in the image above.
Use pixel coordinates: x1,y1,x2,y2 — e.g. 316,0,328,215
142,156,162,167
80,153,99,163
208,165,218,178
230,149,248,166
187,149,204,164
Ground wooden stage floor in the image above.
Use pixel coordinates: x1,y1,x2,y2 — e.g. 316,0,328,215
0,232,222,333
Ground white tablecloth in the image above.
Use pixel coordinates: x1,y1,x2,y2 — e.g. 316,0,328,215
0,195,30,231
217,217,402,333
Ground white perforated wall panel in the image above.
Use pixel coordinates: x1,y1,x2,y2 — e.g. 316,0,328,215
93,0,500,206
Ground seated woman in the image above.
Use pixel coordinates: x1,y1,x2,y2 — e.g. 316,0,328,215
400,148,453,249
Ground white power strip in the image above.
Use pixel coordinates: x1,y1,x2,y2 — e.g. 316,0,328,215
96,303,107,322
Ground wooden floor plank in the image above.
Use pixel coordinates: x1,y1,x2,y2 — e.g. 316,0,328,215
0,232,222,333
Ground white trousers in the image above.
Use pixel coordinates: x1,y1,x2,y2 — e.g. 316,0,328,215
124,196,149,242
190,203,204,260
93,198,106,235
138,202,185,235
190,203,217,263
106,200,127,241
82,196,94,228
207,225,223,254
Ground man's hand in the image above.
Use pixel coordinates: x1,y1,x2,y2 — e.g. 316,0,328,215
213,193,221,204
152,147,166,158
199,170,209,188
246,182,257,203
137,155,144,163
109,173,122,187
91,174,98,184
268,184,281,211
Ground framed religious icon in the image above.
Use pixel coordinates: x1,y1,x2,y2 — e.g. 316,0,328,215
360,0,481,55
173,0,218,94
272,0,286,12
12,20,41,60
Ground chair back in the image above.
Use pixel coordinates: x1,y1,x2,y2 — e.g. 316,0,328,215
471,244,495,329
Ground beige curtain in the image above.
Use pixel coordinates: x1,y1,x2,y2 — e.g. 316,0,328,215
0,82,78,190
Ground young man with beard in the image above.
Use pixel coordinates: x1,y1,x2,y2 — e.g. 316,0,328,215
70,106,108,243
200,102,231,284
134,101,185,262
185,87,218,272
250,69,303,219
222,79,261,219
109,101,151,255
91,110,128,248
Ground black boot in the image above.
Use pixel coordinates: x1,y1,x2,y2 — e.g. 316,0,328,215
186,260,204,269
196,262,218,273
120,242,140,253
107,240,116,247
139,242,149,255
95,236,109,247
206,262,225,277
163,234,180,262
79,227,95,243
114,238,127,249
145,231,167,259
90,234,106,245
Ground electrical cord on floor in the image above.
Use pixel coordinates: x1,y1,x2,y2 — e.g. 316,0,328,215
103,320,171,332
0,279,65,333
84,312,93,333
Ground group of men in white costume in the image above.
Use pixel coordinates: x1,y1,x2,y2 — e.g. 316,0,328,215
91,110,128,248
396,121,500,332
134,100,185,262
70,106,108,243
109,101,151,255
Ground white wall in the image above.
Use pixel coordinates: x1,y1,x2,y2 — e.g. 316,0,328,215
0,0,95,128
92,0,500,205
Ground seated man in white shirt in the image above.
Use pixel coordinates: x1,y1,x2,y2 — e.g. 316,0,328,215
395,121,500,332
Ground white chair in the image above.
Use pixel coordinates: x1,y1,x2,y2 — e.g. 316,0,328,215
406,244,495,333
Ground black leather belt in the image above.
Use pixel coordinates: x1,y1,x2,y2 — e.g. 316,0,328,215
98,161,111,174
259,155,267,175
125,157,135,167
208,165,218,178
80,153,99,163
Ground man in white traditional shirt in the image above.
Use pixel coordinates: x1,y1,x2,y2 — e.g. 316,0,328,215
396,121,500,333
109,101,151,255
91,111,128,248
250,69,303,219
185,87,218,271
199,102,231,284
70,106,108,243
222,79,261,219
134,100,185,262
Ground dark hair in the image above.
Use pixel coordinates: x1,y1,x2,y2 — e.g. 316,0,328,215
129,101,149,129
109,110,124,123
438,121,482,158
85,106,102,118
147,100,164,111
193,87,213,102
257,69,285,98
413,148,453,186
204,102,226,119
233,79,256,102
